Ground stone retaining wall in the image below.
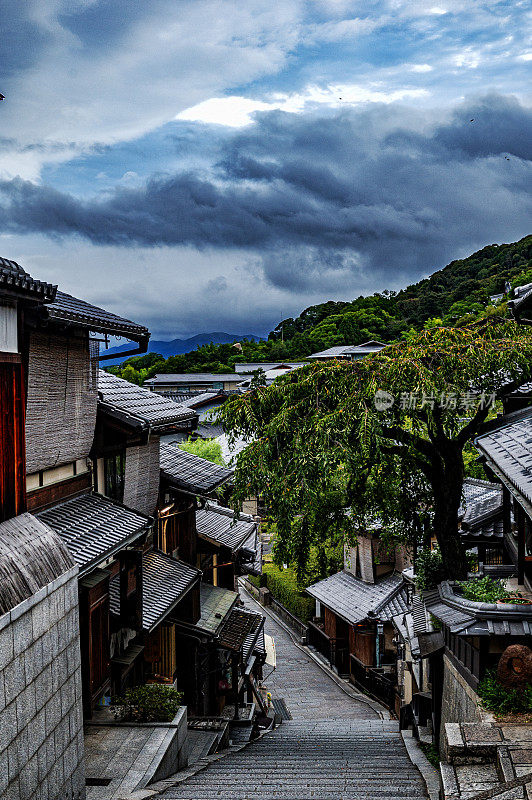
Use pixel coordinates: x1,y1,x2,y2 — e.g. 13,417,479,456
0,566,85,800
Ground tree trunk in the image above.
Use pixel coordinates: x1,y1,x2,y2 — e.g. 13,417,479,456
431,442,469,580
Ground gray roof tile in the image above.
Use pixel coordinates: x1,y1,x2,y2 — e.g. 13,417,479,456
0,256,56,300
45,290,149,341
99,371,196,430
196,502,257,552
37,493,150,575
308,342,385,359
219,607,262,652
160,443,233,494
306,571,407,625
142,550,200,632
475,412,532,507
424,582,532,637
146,373,243,384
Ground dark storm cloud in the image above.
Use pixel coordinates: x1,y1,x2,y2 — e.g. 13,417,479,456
0,94,531,290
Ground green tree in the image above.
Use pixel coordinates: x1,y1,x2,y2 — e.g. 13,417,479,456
221,320,532,580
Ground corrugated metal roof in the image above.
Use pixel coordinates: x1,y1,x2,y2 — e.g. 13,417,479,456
219,607,262,652
0,256,56,301
0,513,75,616
196,582,239,635
37,493,150,575
306,571,407,625
196,503,257,552
475,412,532,508
45,291,149,341
98,371,196,430
142,550,200,632
160,444,233,494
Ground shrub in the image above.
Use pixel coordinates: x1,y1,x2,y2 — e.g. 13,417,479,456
477,670,532,716
259,562,315,622
112,684,183,723
416,548,447,592
458,576,507,603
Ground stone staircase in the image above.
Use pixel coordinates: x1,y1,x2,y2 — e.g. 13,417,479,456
159,718,428,799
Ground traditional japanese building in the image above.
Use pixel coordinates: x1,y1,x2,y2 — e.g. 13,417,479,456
306,527,411,709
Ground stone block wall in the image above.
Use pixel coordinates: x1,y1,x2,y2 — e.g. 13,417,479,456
439,653,483,756
0,567,86,799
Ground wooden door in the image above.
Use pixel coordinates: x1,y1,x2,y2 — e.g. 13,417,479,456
0,362,26,521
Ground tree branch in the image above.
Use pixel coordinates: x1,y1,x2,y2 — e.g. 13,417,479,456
381,425,436,461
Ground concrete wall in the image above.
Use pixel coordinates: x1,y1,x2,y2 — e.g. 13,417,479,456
0,567,86,800
439,653,483,754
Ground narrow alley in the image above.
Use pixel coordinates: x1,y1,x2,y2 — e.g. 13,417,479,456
159,591,428,800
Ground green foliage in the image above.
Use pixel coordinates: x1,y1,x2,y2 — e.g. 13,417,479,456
112,684,183,723
416,548,447,592
419,742,440,768
179,437,225,466
221,319,532,580
477,670,532,716
113,236,532,385
254,562,315,622
458,576,507,603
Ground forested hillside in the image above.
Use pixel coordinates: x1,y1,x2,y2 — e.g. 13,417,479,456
112,235,532,384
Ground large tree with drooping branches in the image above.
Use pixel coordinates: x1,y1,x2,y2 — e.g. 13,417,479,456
220,319,532,580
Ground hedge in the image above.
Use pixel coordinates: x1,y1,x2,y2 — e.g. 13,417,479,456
249,562,314,623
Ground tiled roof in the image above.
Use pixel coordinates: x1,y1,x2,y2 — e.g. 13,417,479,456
219,607,262,652
45,291,149,342
178,392,227,408
308,342,385,359
306,571,408,625
509,283,532,320
37,493,150,576
239,530,262,576
460,477,503,539
160,444,233,495
241,608,265,664
196,583,239,635
0,256,56,301
145,373,243,384
98,371,196,430
141,550,200,632
196,503,257,552
425,582,532,637
475,411,532,509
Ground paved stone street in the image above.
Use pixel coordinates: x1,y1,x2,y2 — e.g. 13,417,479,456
159,590,428,800
244,591,381,721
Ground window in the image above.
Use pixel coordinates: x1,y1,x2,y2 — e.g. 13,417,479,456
211,381,224,391
104,452,125,503
0,302,18,353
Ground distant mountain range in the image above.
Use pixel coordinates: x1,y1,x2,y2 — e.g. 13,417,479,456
102,332,263,365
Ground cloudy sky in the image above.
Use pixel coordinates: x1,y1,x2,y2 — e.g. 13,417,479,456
1,1,531,339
